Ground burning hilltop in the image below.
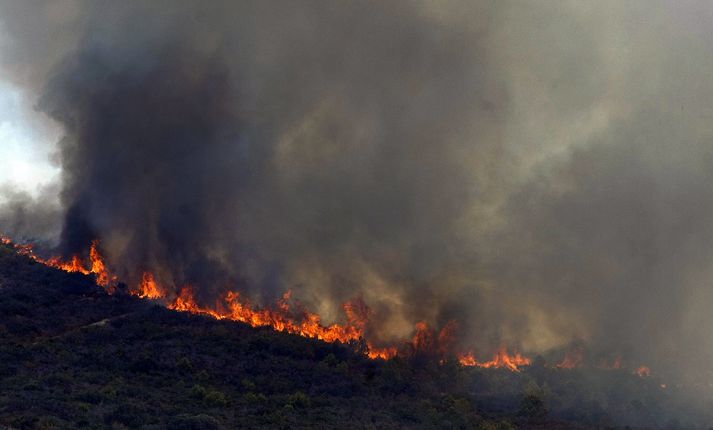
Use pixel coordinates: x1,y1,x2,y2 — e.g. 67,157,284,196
3,0,707,398
0,240,690,429
4,235,525,368
2,233,657,376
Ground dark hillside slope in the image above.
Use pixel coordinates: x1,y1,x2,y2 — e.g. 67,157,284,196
0,243,688,429
0,244,516,429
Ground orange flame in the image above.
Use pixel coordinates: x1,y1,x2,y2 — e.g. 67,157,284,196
89,242,112,286
4,234,656,374
457,347,532,372
479,347,532,371
367,344,398,360
458,352,478,367
38,240,115,287
167,286,366,345
600,356,622,370
557,346,584,369
46,255,90,275
138,272,164,299
412,321,436,353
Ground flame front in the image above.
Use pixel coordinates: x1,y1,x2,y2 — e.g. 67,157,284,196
0,235,650,373
139,272,164,299
168,287,366,344
557,346,585,369
457,348,532,372
31,240,115,287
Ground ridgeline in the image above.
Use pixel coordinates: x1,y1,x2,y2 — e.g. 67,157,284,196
0,243,689,429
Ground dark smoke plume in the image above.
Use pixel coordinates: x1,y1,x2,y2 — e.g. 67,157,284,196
27,0,505,342
3,0,713,392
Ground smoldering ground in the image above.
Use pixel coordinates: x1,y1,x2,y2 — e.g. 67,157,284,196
2,0,713,387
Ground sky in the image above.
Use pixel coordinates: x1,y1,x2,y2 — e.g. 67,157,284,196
0,78,59,197
0,2,66,200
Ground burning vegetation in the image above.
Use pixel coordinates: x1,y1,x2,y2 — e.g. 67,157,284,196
1,242,692,429
0,233,652,375
4,1,713,427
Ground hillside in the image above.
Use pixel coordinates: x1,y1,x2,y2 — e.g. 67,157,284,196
0,243,696,429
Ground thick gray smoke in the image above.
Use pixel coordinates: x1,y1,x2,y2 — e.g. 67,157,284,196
0,183,62,243
2,0,713,385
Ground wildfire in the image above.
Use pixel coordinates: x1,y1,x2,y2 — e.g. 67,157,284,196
90,242,113,286
138,272,164,299
457,348,532,372
367,344,398,360
19,240,116,288
557,346,585,369
601,356,623,370
406,321,532,371
168,287,366,344
46,255,90,275
0,234,653,374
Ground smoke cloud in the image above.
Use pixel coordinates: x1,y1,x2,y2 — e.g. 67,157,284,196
0,183,62,244
2,0,713,387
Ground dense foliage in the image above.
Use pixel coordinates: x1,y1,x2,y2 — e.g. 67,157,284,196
0,244,705,429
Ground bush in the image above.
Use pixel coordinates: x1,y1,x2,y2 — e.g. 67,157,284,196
167,414,222,430
244,392,268,404
204,390,228,407
286,391,310,408
518,394,548,418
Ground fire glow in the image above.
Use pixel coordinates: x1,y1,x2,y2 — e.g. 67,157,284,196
0,235,651,374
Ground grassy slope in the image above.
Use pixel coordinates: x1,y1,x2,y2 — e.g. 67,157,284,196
0,244,688,429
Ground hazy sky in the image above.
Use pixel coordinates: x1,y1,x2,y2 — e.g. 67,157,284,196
0,3,63,199
0,79,59,196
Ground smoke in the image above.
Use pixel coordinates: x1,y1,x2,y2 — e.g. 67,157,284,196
3,0,713,386
0,183,62,244
13,0,506,334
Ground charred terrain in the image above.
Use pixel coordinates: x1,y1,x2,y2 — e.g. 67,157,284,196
0,242,704,429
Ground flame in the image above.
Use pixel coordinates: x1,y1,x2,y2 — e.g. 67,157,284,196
457,347,532,372
46,255,90,275
636,366,651,378
367,344,397,360
138,272,164,299
0,234,653,374
458,352,478,367
32,240,115,287
437,320,459,357
167,286,366,344
165,288,530,368
557,346,585,369
480,347,532,371
599,355,622,370
89,241,113,286
412,321,436,353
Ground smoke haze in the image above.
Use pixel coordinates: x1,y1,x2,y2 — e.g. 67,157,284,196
2,0,713,386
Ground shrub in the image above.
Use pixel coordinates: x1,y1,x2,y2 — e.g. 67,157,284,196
167,414,222,430
286,391,310,408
